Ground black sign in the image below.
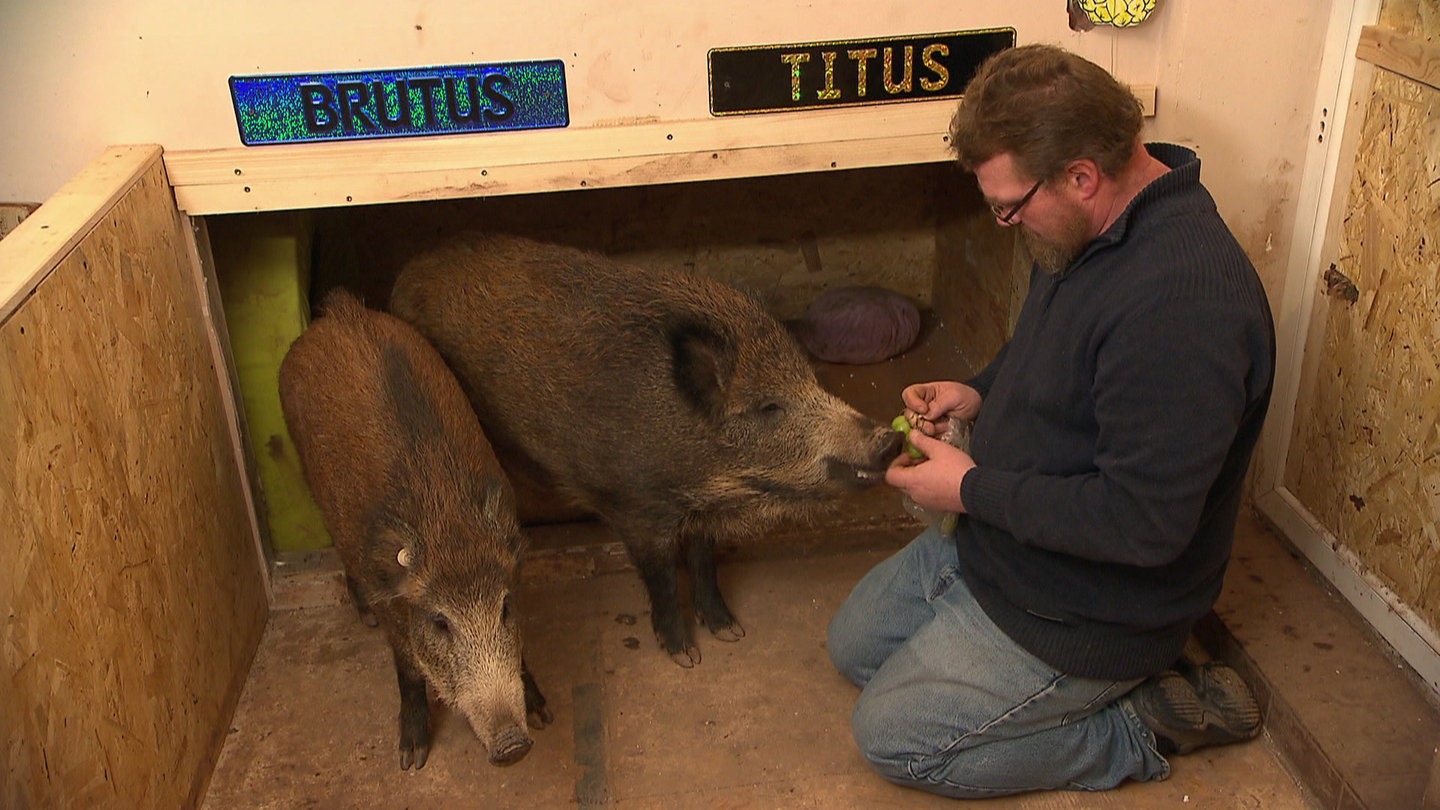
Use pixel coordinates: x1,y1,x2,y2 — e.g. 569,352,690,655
708,29,1015,116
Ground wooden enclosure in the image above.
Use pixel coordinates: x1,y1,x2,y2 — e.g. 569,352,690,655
0,147,268,807
4,1,1437,806
1,99,1032,810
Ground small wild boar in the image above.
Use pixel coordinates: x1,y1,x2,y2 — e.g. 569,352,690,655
278,289,551,769
389,233,901,667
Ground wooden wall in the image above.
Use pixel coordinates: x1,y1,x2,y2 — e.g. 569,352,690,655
297,160,1023,373
0,148,268,807
934,173,1024,372
1285,3,1440,645
297,163,954,320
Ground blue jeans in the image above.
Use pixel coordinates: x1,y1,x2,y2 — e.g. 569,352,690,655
827,526,1170,798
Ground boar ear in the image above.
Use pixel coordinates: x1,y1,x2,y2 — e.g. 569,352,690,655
373,515,422,570
479,477,526,555
669,318,736,421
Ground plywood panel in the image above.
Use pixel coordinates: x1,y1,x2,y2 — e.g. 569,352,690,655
1285,66,1440,636
0,150,268,807
164,85,1154,215
1378,0,1440,42
1357,25,1440,91
934,173,1021,372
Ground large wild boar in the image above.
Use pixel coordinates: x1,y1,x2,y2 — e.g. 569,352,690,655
278,289,551,769
390,233,902,667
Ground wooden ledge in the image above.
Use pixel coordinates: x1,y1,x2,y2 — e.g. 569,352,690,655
0,146,162,322
1357,26,1440,91
163,85,1155,216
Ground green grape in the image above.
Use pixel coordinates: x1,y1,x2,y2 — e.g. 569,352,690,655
890,414,925,460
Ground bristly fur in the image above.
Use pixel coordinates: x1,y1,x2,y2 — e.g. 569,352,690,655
390,233,901,667
278,288,542,768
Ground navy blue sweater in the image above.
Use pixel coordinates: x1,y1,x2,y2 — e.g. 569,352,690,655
957,144,1276,681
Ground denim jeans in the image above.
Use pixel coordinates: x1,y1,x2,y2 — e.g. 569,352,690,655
827,525,1170,798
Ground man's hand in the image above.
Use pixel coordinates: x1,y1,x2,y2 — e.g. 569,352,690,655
884,430,975,514
901,381,982,437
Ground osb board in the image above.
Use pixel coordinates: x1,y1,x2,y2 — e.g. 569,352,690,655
1378,0,1440,41
1284,67,1440,636
0,154,268,806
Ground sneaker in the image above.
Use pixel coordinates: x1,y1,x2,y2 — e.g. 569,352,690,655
1124,663,1262,755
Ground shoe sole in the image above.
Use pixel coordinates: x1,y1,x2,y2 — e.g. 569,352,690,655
1130,665,1262,756
1188,663,1262,741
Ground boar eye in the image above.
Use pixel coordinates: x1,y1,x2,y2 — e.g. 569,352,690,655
501,593,513,623
758,401,786,417
430,612,451,636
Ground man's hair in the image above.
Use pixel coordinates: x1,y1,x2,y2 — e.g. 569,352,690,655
949,44,1142,181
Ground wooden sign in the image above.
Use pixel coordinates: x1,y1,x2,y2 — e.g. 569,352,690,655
708,29,1015,116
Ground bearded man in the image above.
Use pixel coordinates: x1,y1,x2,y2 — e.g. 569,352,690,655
827,43,1277,798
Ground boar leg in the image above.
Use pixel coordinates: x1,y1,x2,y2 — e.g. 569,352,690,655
685,532,745,643
344,574,380,628
393,651,432,770
522,658,553,728
631,543,701,667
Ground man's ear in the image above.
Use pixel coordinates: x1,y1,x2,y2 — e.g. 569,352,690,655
1066,158,1103,201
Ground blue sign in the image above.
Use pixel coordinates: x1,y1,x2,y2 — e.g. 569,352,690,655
230,60,569,145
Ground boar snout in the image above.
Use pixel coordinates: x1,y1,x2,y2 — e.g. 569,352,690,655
825,426,903,487
877,427,904,461
488,725,533,766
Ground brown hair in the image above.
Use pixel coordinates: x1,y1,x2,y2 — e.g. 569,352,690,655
949,44,1142,181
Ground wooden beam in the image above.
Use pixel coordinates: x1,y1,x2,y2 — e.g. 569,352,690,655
1356,25,1440,91
164,84,1157,216
0,146,162,323
169,130,952,215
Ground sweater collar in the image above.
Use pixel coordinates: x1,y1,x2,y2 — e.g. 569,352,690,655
1058,143,1200,276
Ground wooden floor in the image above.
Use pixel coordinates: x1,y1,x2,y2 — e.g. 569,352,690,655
203,500,1318,809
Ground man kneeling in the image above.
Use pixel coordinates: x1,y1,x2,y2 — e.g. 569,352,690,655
828,43,1275,798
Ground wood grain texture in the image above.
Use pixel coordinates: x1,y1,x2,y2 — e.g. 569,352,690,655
1357,25,1440,91
164,85,1154,216
1285,64,1440,642
0,147,159,322
0,152,267,808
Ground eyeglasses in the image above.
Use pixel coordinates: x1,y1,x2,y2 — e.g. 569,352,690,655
989,177,1045,224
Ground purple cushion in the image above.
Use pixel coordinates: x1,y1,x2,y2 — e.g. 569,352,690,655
793,285,921,364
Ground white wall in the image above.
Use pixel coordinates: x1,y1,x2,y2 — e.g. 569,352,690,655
3,3,1326,215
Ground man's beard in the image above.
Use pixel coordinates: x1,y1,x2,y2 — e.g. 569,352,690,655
1020,208,1094,276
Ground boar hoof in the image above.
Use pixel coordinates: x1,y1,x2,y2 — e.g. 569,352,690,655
399,740,430,771
528,704,554,729
665,641,702,668
523,668,553,728
709,622,746,643
490,729,534,766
